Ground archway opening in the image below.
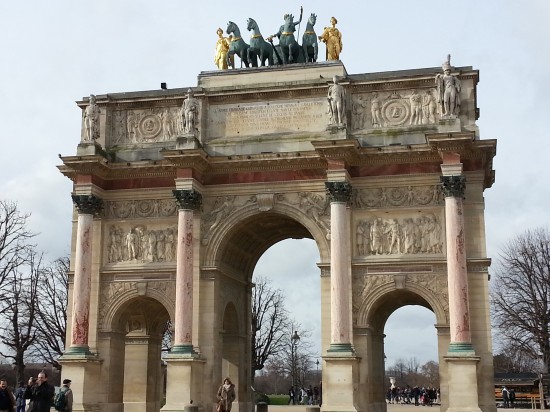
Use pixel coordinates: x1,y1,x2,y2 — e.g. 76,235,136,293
252,238,322,395
107,296,170,412
384,305,439,402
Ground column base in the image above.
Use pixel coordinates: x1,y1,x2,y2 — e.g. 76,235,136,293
448,342,475,354
168,344,199,357
161,357,206,412
322,354,360,412
327,343,355,355
63,345,94,357
58,354,101,412
444,353,481,412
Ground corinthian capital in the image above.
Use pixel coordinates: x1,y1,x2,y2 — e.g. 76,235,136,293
325,181,352,203
440,175,466,198
173,189,202,211
71,194,103,215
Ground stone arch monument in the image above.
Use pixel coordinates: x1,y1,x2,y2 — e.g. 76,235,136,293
59,60,496,412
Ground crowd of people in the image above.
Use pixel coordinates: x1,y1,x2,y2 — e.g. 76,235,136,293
0,372,73,412
288,384,322,406
386,385,440,406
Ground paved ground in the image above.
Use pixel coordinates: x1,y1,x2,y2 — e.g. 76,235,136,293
264,404,522,412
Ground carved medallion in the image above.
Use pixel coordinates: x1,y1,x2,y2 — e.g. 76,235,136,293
139,115,162,140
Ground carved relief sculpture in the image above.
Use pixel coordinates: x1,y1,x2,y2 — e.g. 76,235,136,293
355,213,443,257
352,185,442,209
435,54,461,118
107,224,177,264
83,94,100,141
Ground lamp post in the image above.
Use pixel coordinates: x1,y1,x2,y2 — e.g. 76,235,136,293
291,330,300,405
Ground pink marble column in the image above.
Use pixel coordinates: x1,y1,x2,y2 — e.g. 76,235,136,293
172,189,202,354
325,182,354,353
67,194,102,355
440,173,473,352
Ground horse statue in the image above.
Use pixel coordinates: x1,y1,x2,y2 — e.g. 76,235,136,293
268,9,302,64
226,21,250,68
246,18,274,67
302,13,318,63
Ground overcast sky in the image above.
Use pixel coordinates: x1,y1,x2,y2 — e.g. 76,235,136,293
1,1,549,370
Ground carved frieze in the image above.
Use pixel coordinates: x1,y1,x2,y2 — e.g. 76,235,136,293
355,213,443,257
98,280,175,330
352,185,442,209
352,89,439,131
110,107,181,146
106,224,177,264
200,195,257,245
105,199,177,219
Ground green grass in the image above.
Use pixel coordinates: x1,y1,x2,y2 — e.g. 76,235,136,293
268,395,290,405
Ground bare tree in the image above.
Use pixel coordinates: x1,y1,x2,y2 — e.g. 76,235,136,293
0,200,35,295
251,276,290,382
32,256,69,370
491,228,550,373
0,251,42,383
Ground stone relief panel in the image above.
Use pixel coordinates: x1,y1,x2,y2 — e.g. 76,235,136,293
352,89,439,131
106,224,177,264
355,212,443,257
98,281,175,330
110,107,181,145
352,185,442,209
352,273,449,326
200,191,331,245
104,199,177,220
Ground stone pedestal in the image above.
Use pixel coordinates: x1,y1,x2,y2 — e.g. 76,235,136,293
59,355,101,412
76,141,106,156
176,135,202,150
437,117,462,133
322,355,359,412
161,356,205,412
444,355,482,412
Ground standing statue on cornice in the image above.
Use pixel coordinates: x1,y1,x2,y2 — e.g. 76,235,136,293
181,89,199,134
83,94,100,141
435,54,461,118
318,17,342,61
214,28,232,70
327,75,346,126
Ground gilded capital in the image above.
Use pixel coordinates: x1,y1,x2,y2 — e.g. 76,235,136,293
71,194,103,215
173,189,202,210
440,175,466,198
325,181,352,203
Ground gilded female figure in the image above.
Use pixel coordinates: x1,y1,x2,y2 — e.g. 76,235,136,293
318,17,342,60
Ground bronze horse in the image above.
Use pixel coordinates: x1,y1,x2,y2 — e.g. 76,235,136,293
246,18,273,67
226,21,250,68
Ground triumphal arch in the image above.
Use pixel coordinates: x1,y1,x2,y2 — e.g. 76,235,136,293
58,56,496,412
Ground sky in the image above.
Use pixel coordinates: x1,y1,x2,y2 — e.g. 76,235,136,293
1,1,549,371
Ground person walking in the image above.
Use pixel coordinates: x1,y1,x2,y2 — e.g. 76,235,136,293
0,379,15,412
14,381,26,412
216,378,236,412
56,379,73,412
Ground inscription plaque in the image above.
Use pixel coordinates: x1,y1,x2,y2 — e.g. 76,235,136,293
206,99,326,139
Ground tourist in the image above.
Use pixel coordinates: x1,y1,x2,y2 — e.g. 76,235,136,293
57,379,73,412
216,378,236,412
24,372,55,412
502,386,510,408
0,379,15,412
15,381,26,412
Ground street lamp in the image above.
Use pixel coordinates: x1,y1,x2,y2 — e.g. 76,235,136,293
291,331,300,404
